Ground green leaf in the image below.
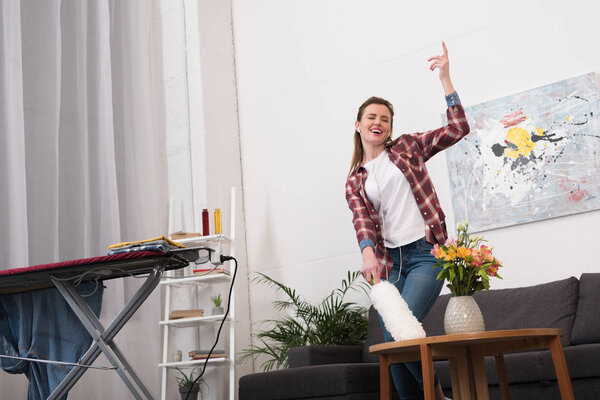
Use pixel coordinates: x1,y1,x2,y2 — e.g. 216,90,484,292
436,269,445,281
240,270,369,371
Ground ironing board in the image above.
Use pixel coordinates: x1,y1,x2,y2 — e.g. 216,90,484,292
0,247,208,400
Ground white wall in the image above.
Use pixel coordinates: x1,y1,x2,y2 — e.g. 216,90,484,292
161,0,251,398
194,0,253,396
230,0,600,373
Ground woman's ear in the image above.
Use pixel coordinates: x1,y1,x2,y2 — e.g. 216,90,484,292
355,122,361,134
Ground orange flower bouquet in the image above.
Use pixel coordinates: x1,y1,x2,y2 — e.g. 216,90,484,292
431,223,503,296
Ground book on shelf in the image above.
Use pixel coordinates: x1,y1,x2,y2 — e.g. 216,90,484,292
191,353,227,360
168,309,204,320
188,349,227,359
170,232,204,240
192,267,230,276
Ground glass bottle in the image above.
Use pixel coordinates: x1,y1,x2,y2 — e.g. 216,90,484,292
202,209,209,236
214,208,222,234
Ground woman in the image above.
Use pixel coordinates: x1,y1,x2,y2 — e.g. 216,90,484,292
345,42,470,400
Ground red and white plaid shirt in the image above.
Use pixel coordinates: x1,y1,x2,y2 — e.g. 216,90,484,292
345,104,470,277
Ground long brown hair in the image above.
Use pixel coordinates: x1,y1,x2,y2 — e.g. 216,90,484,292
348,96,394,176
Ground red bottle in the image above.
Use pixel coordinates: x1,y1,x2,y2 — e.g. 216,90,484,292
202,209,210,235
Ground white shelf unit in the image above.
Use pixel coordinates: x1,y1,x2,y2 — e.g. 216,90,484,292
159,189,236,400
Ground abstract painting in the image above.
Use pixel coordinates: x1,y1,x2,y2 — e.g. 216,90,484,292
445,72,600,232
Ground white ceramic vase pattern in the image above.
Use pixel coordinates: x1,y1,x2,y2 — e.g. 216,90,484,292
444,296,485,335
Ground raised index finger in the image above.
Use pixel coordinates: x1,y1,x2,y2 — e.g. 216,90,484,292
442,41,448,56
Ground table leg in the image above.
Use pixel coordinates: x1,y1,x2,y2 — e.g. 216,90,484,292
380,355,392,400
449,357,461,400
494,354,510,400
449,350,471,400
466,350,477,399
420,344,436,400
547,335,575,400
468,345,489,400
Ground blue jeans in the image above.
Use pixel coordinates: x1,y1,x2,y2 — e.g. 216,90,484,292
0,282,103,400
377,238,443,400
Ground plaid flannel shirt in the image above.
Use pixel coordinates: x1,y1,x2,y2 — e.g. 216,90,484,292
345,94,470,277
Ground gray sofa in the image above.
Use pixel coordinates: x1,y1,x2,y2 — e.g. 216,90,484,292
239,273,600,400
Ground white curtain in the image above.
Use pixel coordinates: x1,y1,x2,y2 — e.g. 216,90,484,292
0,0,168,398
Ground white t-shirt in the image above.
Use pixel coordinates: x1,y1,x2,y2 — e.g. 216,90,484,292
363,151,426,248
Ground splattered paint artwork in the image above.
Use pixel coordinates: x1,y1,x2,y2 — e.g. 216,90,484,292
445,72,600,232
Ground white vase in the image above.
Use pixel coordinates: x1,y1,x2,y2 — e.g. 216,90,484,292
444,296,485,335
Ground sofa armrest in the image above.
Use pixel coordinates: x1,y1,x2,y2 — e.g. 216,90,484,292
287,345,363,368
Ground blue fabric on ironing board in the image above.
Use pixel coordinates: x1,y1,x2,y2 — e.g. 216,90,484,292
0,282,103,400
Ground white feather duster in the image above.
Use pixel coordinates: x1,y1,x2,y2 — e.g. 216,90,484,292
370,281,426,341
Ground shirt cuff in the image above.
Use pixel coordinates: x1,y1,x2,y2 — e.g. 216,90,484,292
445,91,461,107
359,238,376,253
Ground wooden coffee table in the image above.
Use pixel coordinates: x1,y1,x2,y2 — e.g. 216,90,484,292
369,328,574,400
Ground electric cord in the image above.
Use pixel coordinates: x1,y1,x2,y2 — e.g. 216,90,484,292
184,254,237,400
49,261,169,297
49,250,208,296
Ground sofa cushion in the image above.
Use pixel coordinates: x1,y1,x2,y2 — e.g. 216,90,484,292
434,348,552,387
433,343,600,393
421,294,450,337
238,363,381,400
288,345,362,368
423,277,579,346
571,273,600,344
475,277,579,346
434,345,592,388
550,343,600,379
363,307,384,363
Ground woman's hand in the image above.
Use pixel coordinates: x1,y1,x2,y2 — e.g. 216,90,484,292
428,41,449,80
428,41,455,95
361,247,381,285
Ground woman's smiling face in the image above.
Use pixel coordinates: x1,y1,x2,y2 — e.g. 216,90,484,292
355,103,392,148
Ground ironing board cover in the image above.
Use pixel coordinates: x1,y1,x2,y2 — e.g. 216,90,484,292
0,251,172,295
0,250,197,399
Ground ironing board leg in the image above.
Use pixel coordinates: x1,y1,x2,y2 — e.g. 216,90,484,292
54,281,149,400
48,265,164,400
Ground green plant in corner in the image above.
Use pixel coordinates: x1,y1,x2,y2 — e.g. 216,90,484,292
175,368,207,399
210,294,222,308
238,270,370,371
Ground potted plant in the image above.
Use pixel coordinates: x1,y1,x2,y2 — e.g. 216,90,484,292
210,294,224,315
431,222,503,334
175,368,206,400
239,271,370,371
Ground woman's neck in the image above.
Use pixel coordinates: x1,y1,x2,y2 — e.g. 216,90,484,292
362,145,385,164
